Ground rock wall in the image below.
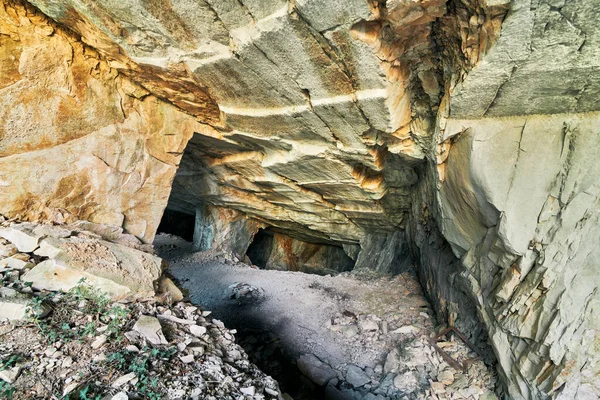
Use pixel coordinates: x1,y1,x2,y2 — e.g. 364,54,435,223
413,1,600,398
246,229,355,275
419,112,600,399
0,0,209,243
2,0,600,398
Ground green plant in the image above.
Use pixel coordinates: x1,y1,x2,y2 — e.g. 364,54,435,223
107,346,176,399
0,381,15,399
26,279,129,344
0,355,20,399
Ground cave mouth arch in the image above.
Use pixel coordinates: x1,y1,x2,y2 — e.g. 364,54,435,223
156,208,195,242
245,228,355,275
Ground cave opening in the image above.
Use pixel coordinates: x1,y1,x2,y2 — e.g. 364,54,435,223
246,228,274,269
156,208,195,242
245,228,355,275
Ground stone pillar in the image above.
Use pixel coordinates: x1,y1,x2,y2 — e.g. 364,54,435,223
193,204,214,251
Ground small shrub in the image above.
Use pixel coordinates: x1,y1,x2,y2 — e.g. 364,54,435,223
26,278,129,344
0,354,21,400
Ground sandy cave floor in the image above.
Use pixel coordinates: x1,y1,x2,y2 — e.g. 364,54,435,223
154,234,499,400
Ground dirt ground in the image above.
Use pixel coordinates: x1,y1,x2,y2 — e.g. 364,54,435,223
155,234,499,400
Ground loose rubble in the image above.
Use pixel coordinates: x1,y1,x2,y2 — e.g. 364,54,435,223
0,218,281,399
159,233,500,400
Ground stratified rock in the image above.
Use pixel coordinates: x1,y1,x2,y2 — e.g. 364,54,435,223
297,354,337,386
1,0,600,397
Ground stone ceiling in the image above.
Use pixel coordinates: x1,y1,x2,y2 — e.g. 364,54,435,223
26,0,510,244
26,0,463,244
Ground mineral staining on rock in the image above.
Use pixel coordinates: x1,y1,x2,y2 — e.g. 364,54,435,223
1,0,600,398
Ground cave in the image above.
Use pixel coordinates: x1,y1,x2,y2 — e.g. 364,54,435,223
3,0,600,398
246,229,273,269
246,228,355,275
156,208,195,242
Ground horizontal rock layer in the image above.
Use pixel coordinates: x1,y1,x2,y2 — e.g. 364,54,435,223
1,0,600,398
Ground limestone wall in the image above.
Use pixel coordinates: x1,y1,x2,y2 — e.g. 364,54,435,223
2,0,600,398
0,0,205,242
421,112,600,399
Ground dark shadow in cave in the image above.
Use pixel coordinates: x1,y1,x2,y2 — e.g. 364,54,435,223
169,259,328,400
246,228,355,275
246,228,274,268
156,208,195,242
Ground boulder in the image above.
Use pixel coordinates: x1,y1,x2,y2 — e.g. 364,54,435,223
0,256,33,271
0,287,36,321
0,241,17,258
0,224,43,252
345,365,370,388
133,315,168,345
297,354,337,386
33,237,64,258
21,259,131,299
21,237,163,299
157,277,184,302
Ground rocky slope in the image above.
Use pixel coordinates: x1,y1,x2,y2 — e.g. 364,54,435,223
0,219,280,399
1,0,600,398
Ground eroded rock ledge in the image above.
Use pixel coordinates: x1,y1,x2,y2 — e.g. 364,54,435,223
2,0,600,398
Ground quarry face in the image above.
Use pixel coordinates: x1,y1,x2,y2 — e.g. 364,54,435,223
1,0,600,398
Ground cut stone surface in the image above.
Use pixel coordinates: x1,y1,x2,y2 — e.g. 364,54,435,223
0,287,32,321
22,259,131,300
33,237,65,258
21,235,163,299
0,224,43,252
0,256,32,271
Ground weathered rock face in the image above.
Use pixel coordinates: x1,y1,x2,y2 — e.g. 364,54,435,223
0,0,211,243
246,228,355,275
2,0,600,398
413,1,600,398
430,112,600,399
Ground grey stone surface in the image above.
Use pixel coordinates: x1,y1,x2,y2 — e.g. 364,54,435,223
354,231,412,275
133,315,168,345
450,0,600,118
0,223,43,252
297,353,337,386
419,111,600,399
0,287,31,321
345,365,370,388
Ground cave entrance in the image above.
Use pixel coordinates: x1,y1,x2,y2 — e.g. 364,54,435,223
156,208,195,242
246,228,355,276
